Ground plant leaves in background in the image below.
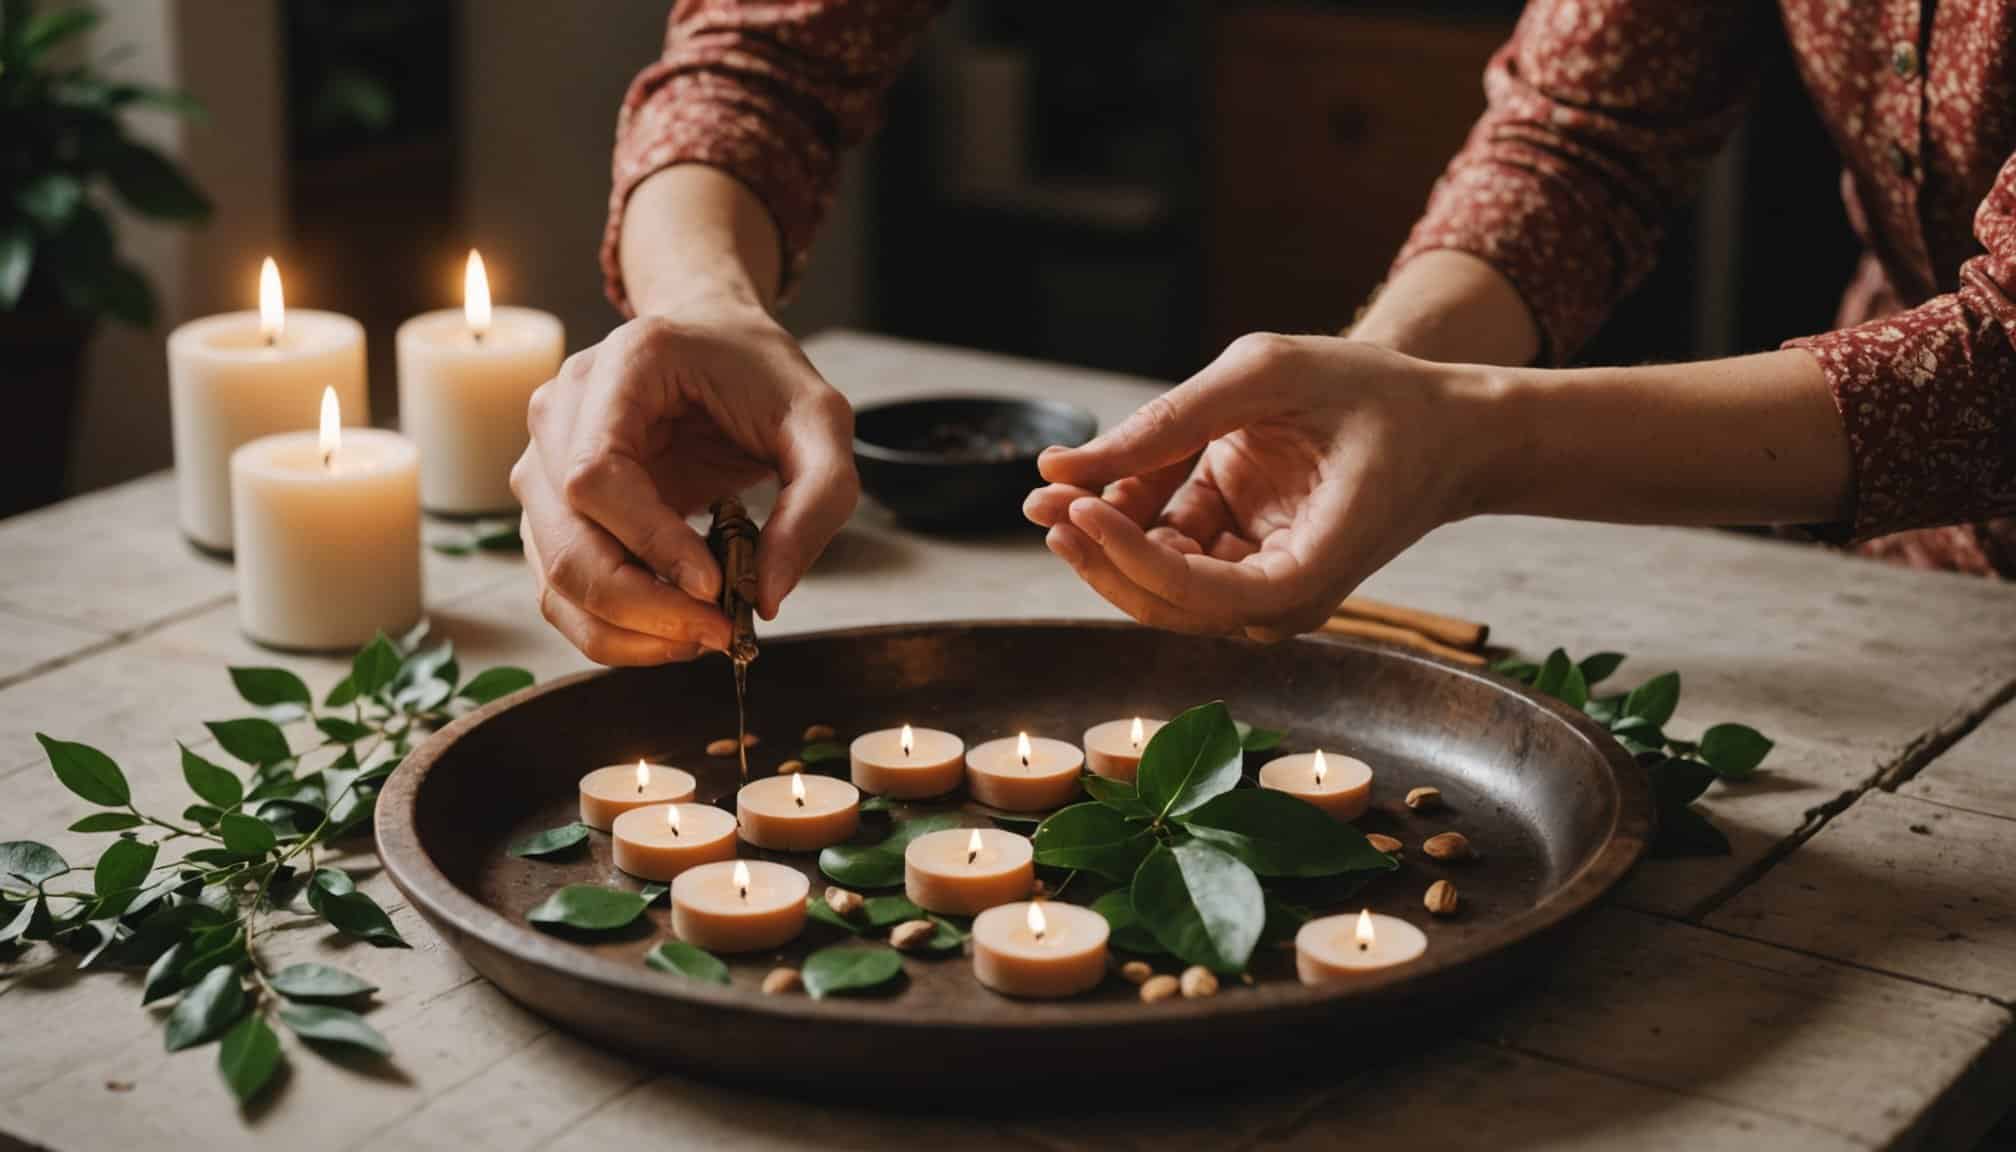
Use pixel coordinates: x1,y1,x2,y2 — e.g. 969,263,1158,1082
1180,788,1397,878
306,869,408,948
270,963,376,1001
506,822,588,859
1578,652,1626,686
1533,649,1572,696
1648,757,1716,811
204,719,290,767
1090,888,1168,955
457,667,534,705
1652,805,1731,858
218,812,277,856
526,885,649,933
179,744,244,808
1131,841,1264,974
38,734,130,806
92,836,156,911
645,940,730,985
164,964,246,1051
228,667,312,710
67,812,143,833
1030,803,1153,881
0,840,67,887
1080,775,1153,820
1136,701,1244,819
217,1011,281,1106
1233,721,1285,752
1623,671,1682,728
278,1002,390,1057
350,634,401,697
801,946,903,999
1699,723,1773,780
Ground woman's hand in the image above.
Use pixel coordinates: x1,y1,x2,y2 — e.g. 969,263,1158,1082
512,299,858,666
1024,334,1502,641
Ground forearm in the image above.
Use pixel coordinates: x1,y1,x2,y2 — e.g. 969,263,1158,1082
1350,250,1541,366
1471,348,1853,527
619,166,784,316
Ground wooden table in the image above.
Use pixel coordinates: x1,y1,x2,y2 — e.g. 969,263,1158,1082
3,332,2013,1151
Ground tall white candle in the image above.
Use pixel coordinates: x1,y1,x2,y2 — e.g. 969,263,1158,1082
168,258,367,552
231,388,421,650
396,250,563,514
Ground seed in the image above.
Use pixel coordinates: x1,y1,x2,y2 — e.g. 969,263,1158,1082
1425,879,1460,916
761,967,802,995
1120,960,1154,985
803,724,837,742
778,759,805,775
1139,974,1180,1003
1179,965,1219,999
1405,786,1444,811
889,920,937,952
706,738,738,757
1031,878,1052,899
1423,831,1473,861
824,887,864,918
741,732,760,748
1366,833,1403,855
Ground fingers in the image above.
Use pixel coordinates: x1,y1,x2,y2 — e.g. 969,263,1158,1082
1024,483,1093,528
1046,524,1242,636
537,581,704,668
1067,496,1322,632
755,389,859,619
1101,456,1194,526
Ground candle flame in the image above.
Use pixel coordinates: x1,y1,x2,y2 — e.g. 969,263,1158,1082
733,860,750,900
318,387,340,470
790,772,806,807
900,724,914,757
1313,749,1328,787
665,804,681,836
1356,908,1376,952
635,760,649,793
1027,901,1047,941
464,249,492,338
966,828,983,865
1130,716,1144,748
258,257,284,343
1017,731,1032,768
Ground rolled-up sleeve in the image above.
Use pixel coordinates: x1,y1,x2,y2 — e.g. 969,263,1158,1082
1787,151,2016,539
602,0,937,314
1392,1,1751,363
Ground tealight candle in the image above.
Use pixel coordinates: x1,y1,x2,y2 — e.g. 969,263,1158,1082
1296,909,1428,985
966,732,1084,811
1082,717,1166,782
1259,749,1373,822
579,761,697,830
611,803,736,881
850,724,965,798
972,901,1110,998
736,773,861,851
397,250,565,514
169,258,367,552
230,388,420,650
672,860,808,953
904,827,1033,915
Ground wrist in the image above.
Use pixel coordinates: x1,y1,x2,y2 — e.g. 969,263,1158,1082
1433,362,1538,520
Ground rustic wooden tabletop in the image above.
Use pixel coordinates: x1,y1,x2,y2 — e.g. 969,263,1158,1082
1,332,2012,1151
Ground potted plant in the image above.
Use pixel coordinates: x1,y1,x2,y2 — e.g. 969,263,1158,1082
0,0,209,516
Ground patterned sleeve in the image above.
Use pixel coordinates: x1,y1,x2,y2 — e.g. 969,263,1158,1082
602,0,938,314
1391,1,1752,364
1786,151,2016,540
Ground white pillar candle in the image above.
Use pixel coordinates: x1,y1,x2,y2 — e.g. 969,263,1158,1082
966,733,1084,812
972,901,1110,998
850,725,966,798
1295,910,1428,986
904,827,1034,915
612,803,738,881
230,388,421,650
168,258,366,552
396,251,564,514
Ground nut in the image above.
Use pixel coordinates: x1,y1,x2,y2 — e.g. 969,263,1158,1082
803,724,837,742
1424,879,1460,916
741,732,760,748
761,967,801,995
1120,960,1155,985
1139,974,1180,1003
823,887,864,918
1179,965,1219,999
1366,833,1403,855
1405,786,1444,812
889,919,937,952
778,759,805,775
706,738,738,758
1031,878,1052,899
1423,831,1473,862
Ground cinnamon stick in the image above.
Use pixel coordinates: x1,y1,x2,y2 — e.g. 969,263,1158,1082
1317,616,1488,667
1332,595,1487,652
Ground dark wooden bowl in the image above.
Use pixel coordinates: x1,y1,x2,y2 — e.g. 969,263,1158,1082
852,395,1097,530
378,622,1648,1099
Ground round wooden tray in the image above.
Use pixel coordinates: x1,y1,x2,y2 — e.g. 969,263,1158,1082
377,621,1649,1095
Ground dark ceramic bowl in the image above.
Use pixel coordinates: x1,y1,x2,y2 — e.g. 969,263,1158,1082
852,395,1098,531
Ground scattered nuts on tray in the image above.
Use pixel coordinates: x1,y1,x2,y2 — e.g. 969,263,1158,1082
889,920,937,952
1423,831,1473,862
777,759,805,775
762,967,802,996
1425,879,1460,916
741,732,760,748
1120,960,1154,985
1180,966,1219,999
824,887,864,918
706,738,738,758
803,724,837,742
1139,974,1180,1003
1366,832,1403,855
1405,786,1444,812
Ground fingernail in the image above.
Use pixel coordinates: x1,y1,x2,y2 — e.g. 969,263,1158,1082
673,564,718,603
1047,526,1085,565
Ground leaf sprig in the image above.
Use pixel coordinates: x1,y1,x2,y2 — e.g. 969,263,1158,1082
0,625,534,1107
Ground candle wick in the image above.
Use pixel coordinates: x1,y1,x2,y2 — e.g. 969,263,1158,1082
321,448,333,472
264,332,277,349
471,329,484,345
1358,941,1369,952
967,847,979,865
794,795,804,808
738,884,747,901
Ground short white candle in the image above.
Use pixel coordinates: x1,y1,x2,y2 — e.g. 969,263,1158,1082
168,258,367,553
1295,909,1428,985
966,732,1084,811
850,725,965,798
972,901,1110,998
1083,717,1166,782
396,250,564,514
1260,749,1373,822
230,388,420,650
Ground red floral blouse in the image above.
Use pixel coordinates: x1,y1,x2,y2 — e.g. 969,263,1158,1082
606,1,2016,571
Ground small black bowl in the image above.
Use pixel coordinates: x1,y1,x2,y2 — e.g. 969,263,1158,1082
852,394,1098,531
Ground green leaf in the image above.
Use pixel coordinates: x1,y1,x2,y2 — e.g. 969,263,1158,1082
217,1012,281,1106
1623,672,1682,729
1556,664,1590,710
1090,888,1167,955
22,6,99,56
179,743,244,808
269,962,376,1001
1030,803,1154,881
1578,652,1627,686
143,941,190,1003
1234,722,1285,752
801,946,903,999
315,717,371,744
307,869,408,947
800,741,847,765
645,940,730,985
1652,804,1732,859
818,815,961,889
1261,893,1311,946
474,521,523,551
1080,775,1153,820
204,719,290,767
1649,757,1717,810
228,667,313,710
218,812,277,856
1584,693,1625,726
1491,657,1539,683
351,635,402,697
506,822,589,859
101,138,212,220
639,882,669,905
863,895,924,928
526,885,649,932
68,812,143,833
858,795,894,814
0,840,67,886
1610,715,1665,745
38,733,130,806
1180,788,1399,878
1136,701,1244,819
430,540,473,557
0,222,32,310
1699,724,1773,780
806,894,862,933
1533,649,1571,696
278,1002,389,1057
17,172,83,229
323,675,359,708
164,965,246,1051
457,666,533,705
1131,841,1264,975
93,836,157,904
